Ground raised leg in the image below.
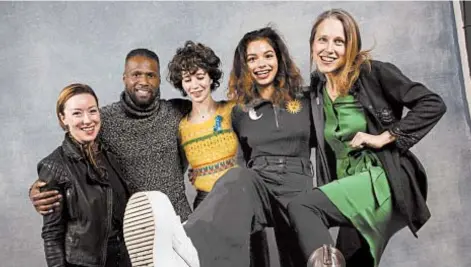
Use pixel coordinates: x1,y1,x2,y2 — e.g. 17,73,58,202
123,191,199,267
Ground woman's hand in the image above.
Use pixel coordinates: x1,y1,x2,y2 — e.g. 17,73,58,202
350,131,396,149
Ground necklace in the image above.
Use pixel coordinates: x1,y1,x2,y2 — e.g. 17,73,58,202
196,108,214,119
189,104,217,121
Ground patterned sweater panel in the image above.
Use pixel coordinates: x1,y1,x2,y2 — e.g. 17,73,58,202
179,102,238,192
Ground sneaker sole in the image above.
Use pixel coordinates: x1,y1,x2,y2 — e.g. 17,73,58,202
123,192,175,267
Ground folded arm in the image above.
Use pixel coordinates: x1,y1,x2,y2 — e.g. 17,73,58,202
377,62,447,152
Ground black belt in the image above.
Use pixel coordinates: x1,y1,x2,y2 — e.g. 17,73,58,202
248,155,312,169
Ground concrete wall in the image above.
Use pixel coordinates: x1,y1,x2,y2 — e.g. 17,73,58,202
1,1,469,266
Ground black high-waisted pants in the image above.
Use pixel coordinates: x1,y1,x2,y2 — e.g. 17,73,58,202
184,156,313,267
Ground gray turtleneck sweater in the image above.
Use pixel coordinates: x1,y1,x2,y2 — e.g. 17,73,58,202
99,91,192,220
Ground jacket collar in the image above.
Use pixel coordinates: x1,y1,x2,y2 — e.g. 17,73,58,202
243,90,307,111
62,134,111,185
62,134,84,161
310,70,361,98
62,134,107,161
244,98,272,110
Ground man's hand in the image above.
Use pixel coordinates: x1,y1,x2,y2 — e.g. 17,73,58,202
350,131,397,150
29,180,62,215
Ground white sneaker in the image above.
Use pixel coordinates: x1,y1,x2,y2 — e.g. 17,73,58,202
172,216,200,267
123,191,200,267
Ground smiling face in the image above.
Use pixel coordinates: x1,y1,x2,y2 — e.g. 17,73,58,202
123,55,161,107
246,39,279,90
181,68,213,104
60,93,101,144
312,18,346,74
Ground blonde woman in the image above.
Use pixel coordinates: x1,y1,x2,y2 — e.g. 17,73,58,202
287,9,446,266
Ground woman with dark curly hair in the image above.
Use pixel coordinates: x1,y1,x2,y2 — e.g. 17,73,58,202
167,40,236,209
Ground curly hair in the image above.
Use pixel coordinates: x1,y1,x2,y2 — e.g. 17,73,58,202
167,41,223,96
227,27,303,106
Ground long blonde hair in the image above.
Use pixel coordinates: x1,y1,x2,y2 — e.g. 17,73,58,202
310,9,371,96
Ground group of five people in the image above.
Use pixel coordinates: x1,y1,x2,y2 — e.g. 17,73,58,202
29,9,446,267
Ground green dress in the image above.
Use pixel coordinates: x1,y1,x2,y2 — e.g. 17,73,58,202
319,89,403,266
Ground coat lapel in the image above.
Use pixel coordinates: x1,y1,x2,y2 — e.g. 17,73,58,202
309,72,334,186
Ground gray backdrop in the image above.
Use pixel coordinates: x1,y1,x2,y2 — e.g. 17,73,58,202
1,1,470,267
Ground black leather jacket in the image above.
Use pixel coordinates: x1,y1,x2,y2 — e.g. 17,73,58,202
38,135,130,267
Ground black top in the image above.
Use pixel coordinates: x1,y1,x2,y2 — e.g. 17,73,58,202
232,96,314,163
99,152,128,239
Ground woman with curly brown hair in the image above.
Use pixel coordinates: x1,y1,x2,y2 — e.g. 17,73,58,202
167,40,237,209
222,26,315,267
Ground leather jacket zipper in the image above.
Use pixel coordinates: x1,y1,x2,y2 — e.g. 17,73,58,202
101,188,113,265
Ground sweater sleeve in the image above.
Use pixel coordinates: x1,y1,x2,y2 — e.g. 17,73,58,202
169,98,192,117
375,61,447,152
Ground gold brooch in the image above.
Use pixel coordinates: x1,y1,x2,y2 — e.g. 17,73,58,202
285,99,302,114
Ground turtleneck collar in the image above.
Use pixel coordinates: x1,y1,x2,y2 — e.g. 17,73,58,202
120,90,160,118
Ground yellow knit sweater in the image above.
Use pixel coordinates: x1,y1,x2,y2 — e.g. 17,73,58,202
179,101,238,192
